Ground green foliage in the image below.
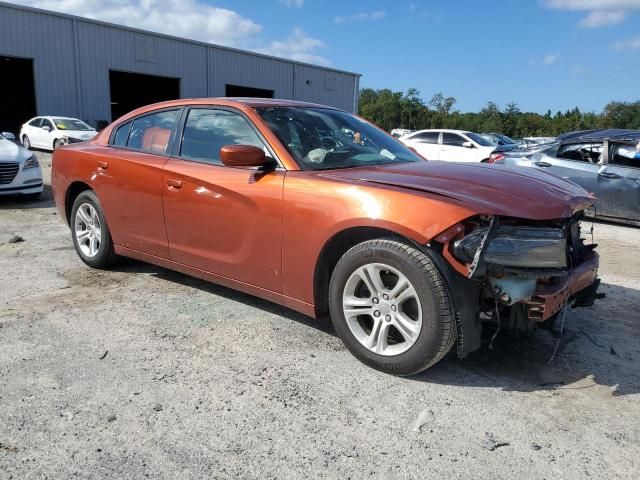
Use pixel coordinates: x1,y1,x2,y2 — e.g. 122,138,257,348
358,87,640,137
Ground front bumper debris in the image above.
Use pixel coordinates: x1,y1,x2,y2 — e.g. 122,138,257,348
526,251,600,321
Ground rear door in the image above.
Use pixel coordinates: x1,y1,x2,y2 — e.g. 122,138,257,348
94,108,182,258
596,141,640,222
162,107,284,292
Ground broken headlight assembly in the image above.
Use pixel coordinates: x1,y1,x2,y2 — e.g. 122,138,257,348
453,225,567,269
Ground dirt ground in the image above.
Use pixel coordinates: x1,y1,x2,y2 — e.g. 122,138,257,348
1,152,639,479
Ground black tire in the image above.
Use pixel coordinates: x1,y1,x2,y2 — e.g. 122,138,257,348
329,239,456,376
22,135,31,149
70,190,118,269
53,139,64,150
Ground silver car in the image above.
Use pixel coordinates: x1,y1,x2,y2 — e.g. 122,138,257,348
0,131,43,199
497,134,640,225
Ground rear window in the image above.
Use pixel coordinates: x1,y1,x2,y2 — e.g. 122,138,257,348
126,110,179,154
112,121,132,147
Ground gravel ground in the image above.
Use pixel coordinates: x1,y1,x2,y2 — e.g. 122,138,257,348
1,152,639,479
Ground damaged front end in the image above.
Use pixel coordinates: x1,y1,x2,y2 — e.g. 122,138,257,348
435,212,601,358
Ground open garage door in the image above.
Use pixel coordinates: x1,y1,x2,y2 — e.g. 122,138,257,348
226,84,274,98
109,70,180,121
0,56,37,136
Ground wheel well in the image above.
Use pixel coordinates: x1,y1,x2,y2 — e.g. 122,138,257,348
65,182,92,225
313,227,416,317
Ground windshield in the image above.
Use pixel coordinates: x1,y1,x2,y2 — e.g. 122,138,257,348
494,133,516,144
52,118,93,131
256,107,422,170
466,132,494,147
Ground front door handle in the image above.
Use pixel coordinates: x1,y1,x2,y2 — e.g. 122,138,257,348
598,171,620,180
166,179,182,189
97,161,108,169
535,161,552,167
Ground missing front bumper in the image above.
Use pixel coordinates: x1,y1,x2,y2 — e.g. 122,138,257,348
526,252,600,321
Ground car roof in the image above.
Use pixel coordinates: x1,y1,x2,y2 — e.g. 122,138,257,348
137,97,343,111
410,129,471,135
557,128,640,144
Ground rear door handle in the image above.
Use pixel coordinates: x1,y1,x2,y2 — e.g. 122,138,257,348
598,172,620,179
97,161,108,169
166,179,182,189
535,161,552,167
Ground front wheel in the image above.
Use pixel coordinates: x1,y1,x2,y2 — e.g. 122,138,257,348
53,139,64,150
70,190,117,268
329,239,456,375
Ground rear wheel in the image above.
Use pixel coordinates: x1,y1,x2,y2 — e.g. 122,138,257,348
329,239,456,375
22,135,31,149
70,190,117,268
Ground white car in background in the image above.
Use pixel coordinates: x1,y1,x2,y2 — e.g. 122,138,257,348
400,129,498,162
0,131,43,199
20,116,97,151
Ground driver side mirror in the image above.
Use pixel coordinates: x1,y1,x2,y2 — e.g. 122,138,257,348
462,141,474,148
1,131,16,141
220,145,269,168
42,125,51,132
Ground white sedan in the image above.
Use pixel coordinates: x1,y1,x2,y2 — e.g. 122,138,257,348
0,132,43,199
400,129,498,162
20,116,97,151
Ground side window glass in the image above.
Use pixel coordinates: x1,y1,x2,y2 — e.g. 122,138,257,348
127,109,179,154
416,132,438,144
112,121,132,147
442,133,465,146
179,109,266,165
557,143,601,163
41,119,53,130
30,118,42,128
610,143,640,169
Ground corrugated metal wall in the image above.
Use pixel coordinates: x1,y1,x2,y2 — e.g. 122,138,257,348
0,2,360,125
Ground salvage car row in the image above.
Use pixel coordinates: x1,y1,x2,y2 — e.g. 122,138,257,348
0,116,96,198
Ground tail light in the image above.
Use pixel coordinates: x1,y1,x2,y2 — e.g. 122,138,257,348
487,152,505,163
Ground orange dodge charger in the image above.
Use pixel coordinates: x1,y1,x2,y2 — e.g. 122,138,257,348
52,98,600,375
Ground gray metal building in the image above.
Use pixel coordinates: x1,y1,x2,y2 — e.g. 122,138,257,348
0,1,360,134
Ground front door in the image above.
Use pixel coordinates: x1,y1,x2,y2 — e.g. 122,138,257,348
162,107,284,292
596,142,640,222
440,132,476,162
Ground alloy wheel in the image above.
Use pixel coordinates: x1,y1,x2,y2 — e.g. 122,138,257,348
74,203,102,257
342,262,423,356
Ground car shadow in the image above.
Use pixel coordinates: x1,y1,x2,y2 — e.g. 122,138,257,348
112,259,337,338
0,184,55,209
112,260,640,396
413,281,640,396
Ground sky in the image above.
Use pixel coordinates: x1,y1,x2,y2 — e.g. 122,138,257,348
10,0,640,113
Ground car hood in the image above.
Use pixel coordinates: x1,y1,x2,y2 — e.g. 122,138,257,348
0,138,31,163
320,161,594,220
61,130,97,140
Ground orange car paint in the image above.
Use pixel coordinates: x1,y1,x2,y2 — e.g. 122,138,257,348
51,98,594,319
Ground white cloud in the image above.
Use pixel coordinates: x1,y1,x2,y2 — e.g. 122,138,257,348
545,0,640,27
613,36,640,49
543,53,560,65
334,11,386,24
14,0,261,47
530,53,561,66
579,9,626,26
258,27,329,65
11,0,329,64
279,0,304,7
